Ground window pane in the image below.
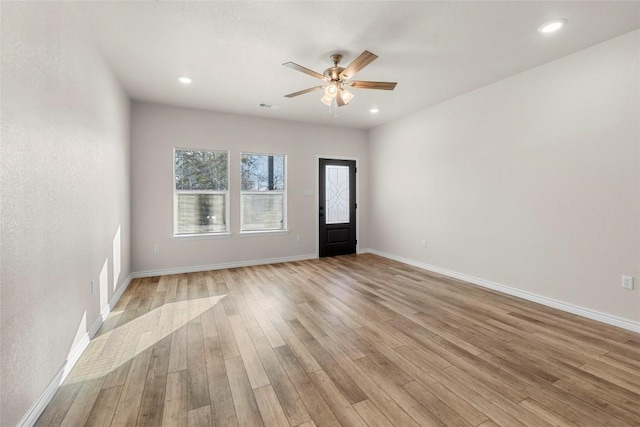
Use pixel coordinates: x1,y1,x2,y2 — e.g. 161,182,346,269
175,149,228,191
176,194,226,234
241,194,283,230
241,154,285,191
326,165,350,224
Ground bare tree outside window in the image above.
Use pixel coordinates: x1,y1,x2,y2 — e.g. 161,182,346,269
174,149,229,235
241,154,286,231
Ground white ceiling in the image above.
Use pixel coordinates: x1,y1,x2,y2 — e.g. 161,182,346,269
78,1,640,130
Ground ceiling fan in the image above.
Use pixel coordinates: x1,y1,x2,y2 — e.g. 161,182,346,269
283,50,397,107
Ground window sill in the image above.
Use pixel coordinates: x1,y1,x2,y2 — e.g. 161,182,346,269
172,232,232,241
238,230,289,238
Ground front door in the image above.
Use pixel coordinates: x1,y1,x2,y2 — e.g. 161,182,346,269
319,158,356,257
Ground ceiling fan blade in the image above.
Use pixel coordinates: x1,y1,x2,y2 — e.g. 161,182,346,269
339,50,378,79
349,81,397,90
283,62,326,80
284,85,325,98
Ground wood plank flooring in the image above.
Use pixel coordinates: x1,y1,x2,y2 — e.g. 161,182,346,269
36,254,640,426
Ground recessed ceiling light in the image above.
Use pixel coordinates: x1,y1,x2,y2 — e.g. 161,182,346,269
178,77,192,84
538,20,566,34
369,108,379,114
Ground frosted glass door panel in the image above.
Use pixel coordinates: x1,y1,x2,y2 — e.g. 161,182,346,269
325,165,350,224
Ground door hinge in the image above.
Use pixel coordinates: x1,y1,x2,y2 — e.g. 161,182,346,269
355,167,357,173
356,239,358,245
355,203,358,209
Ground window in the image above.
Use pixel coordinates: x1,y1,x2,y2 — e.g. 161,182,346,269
325,165,350,224
241,153,286,231
174,149,229,235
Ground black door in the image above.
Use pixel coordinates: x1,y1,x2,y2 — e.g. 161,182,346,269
319,159,356,257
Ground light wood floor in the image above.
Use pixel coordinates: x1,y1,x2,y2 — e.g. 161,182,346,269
37,254,640,426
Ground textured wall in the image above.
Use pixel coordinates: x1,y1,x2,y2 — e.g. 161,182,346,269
0,3,131,425
369,30,640,323
131,102,369,272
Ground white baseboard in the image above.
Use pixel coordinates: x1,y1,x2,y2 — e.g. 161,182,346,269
17,365,65,427
132,253,318,278
89,272,133,338
370,249,640,333
18,273,134,427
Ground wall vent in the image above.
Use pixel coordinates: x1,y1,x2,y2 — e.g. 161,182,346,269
257,103,280,110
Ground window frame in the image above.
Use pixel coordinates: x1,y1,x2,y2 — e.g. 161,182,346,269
240,152,287,234
173,147,231,238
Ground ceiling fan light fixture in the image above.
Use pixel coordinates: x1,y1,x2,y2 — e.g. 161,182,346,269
321,95,334,106
338,89,354,105
324,83,338,98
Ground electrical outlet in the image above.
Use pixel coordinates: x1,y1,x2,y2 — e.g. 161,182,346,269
90,280,94,294
296,234,301,242
621,275,634,290
153,244,160,253
421,240,426,248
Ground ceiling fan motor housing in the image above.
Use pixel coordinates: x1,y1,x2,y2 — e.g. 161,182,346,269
324,67,344,81
324,54,345,81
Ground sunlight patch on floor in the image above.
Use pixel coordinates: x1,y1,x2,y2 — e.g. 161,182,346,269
64,294,226,385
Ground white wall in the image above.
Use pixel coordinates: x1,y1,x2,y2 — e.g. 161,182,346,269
369,30,640,324
0,3,131,425
131,102,368,273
